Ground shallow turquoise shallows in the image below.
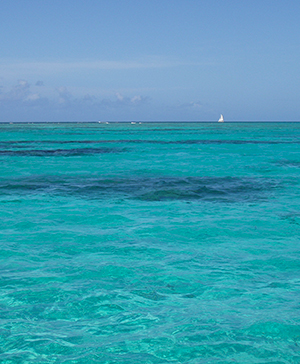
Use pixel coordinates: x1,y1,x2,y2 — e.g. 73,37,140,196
1,122,300,363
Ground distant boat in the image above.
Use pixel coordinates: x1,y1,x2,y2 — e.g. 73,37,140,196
218,114,224,122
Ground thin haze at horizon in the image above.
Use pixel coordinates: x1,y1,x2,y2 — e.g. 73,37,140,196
0,0,299,122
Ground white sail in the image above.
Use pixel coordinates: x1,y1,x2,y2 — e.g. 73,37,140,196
218,114,224,122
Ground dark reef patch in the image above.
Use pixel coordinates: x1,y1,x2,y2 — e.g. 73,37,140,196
276,159,300,168
1,138,299,148
0,147,124,156
0,175,278,203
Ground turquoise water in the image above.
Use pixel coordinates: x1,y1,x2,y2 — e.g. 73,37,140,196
0,122,300,363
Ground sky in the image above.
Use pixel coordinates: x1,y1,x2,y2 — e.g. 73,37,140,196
0,0,299,122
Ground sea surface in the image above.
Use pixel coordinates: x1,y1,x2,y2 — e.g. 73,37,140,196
0,122,299,363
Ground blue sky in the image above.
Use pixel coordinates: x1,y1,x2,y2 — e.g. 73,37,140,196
0,0,299,121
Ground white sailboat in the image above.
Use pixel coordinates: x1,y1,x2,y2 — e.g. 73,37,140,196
218,114,224,122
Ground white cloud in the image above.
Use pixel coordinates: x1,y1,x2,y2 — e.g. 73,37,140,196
56,86,73,105
131,95,142,103
26,93,40,101
0,79,30,102
116,92,124,101
18,79,29,88
114,93,148,106
0,79,151,121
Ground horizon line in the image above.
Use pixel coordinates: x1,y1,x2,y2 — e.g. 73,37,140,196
1,120,300,124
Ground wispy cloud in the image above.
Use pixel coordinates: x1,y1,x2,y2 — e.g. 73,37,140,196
179,101,204,109
0,56,203,78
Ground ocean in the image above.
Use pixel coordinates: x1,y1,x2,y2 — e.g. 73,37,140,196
0,122,299,363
